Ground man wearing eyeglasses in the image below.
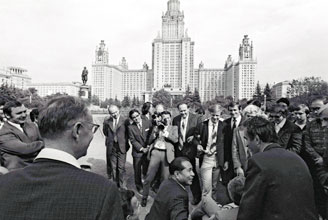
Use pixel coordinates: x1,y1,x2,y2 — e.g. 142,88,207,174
128,109,153,195
0,96,124,219
103,105,130,190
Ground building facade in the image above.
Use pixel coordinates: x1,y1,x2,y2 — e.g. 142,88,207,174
0,66,32,89
27,82,82,97
272,81,292,99
151,0,194,93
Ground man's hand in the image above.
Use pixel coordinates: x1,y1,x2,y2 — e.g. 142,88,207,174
223,161,229,171
187,136,194,143
197,145,203,152
315,157,324,165
235,167,244,176
141,147,149,153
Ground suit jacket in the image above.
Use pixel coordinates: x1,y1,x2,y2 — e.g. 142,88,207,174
0,121,44,171
103,116,130,153
128,119,152,158
237,144,318,220
148,125,178,163
223,117,243,164
277,119,302,154
196,119,225,167
232,125,249,171
145,178,189,220
172,113,201,159
0,159,124,220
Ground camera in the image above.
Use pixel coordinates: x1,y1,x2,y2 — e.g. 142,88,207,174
157,122,165,131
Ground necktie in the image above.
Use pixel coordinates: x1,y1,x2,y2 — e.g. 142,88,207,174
113,119,117,130
212,124,217,144
137,123,142,132
232,118,237,130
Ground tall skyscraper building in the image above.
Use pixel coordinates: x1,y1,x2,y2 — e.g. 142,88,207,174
92,40,122,101
152,0,194,92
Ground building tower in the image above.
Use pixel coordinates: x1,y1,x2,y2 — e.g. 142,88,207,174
152,0,194,93
234,35,257,100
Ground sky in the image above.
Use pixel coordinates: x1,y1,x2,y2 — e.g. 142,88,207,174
0,0,328,85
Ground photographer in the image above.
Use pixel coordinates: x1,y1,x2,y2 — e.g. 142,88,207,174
141,111,178,207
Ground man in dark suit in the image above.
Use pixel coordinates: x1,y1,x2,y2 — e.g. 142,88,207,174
0,100,44,171
173,102,202,204
196,104,225,197
141,110,178,207
269,104,302,154
128,109,153,194
222,102,243,184
103,104,130,189
0,96,124,220
237,116,318,220
145,157,194,220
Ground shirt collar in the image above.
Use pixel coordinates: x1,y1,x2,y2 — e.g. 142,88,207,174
35,148,81,169
7,121,24,133
209,119,218,128
276,118,286,129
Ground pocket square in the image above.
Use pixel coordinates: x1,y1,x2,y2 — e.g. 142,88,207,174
145,128,149,131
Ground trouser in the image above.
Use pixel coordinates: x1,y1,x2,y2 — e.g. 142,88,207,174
133,154,149,190
143,149,170,198
110,144,127,189
106,146,113,179
200,155,221,197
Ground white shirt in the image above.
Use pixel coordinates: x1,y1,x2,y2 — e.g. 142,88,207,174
181,114,189,142
275,118,286,134
35,148,81,169
231,115,242,129
207,120,218,150
7,121,24,133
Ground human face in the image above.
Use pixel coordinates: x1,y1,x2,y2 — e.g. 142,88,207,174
270,112,284,124
108,106,119,119
131,112,141,124
229,105,241,119
155,104,164,114
161,113,171,126
310,100,324,116
244,111,257,119
178,104,189,119
278,102,288,111
7,105,27,125
294,109,307,124
210,110,221,124
176,161,194,186
0,105,4,121
320,109,328,128
75,113,97,158
244,128,260,154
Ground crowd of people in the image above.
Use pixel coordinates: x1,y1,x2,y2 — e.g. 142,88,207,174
0,93,328,220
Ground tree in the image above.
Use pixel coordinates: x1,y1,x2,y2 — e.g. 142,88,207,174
91,95,100,106
288,77,328,105
191,89,201,108
263,83,272,101
152,89,171,107
255,81,262,98
121,96,131,108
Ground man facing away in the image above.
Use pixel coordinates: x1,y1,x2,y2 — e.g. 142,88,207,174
103,104,130,189
237,116,318,220
0,100,44,171
0,96,124,220
145,157,194,220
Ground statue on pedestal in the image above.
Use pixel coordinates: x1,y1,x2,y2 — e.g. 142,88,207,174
81,67,88,85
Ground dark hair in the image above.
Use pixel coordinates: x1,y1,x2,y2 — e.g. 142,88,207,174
276,97,290,107
169,157,190,175
245,116,278,143
3,100,23,116
294,104,310,115
195,107,205,115
30,108,39,122
177,102,189,109
227,176,245,205
228,102,241,110
160,110,171,117
311,95,327,104
38,96,89,139
120,189,135,218
129,109,140,119
0,97,7,106
141,102,153,115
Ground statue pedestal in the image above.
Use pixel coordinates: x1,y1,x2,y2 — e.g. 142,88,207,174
79,85,91,100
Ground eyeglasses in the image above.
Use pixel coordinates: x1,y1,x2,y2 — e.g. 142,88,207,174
80,121,100,133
